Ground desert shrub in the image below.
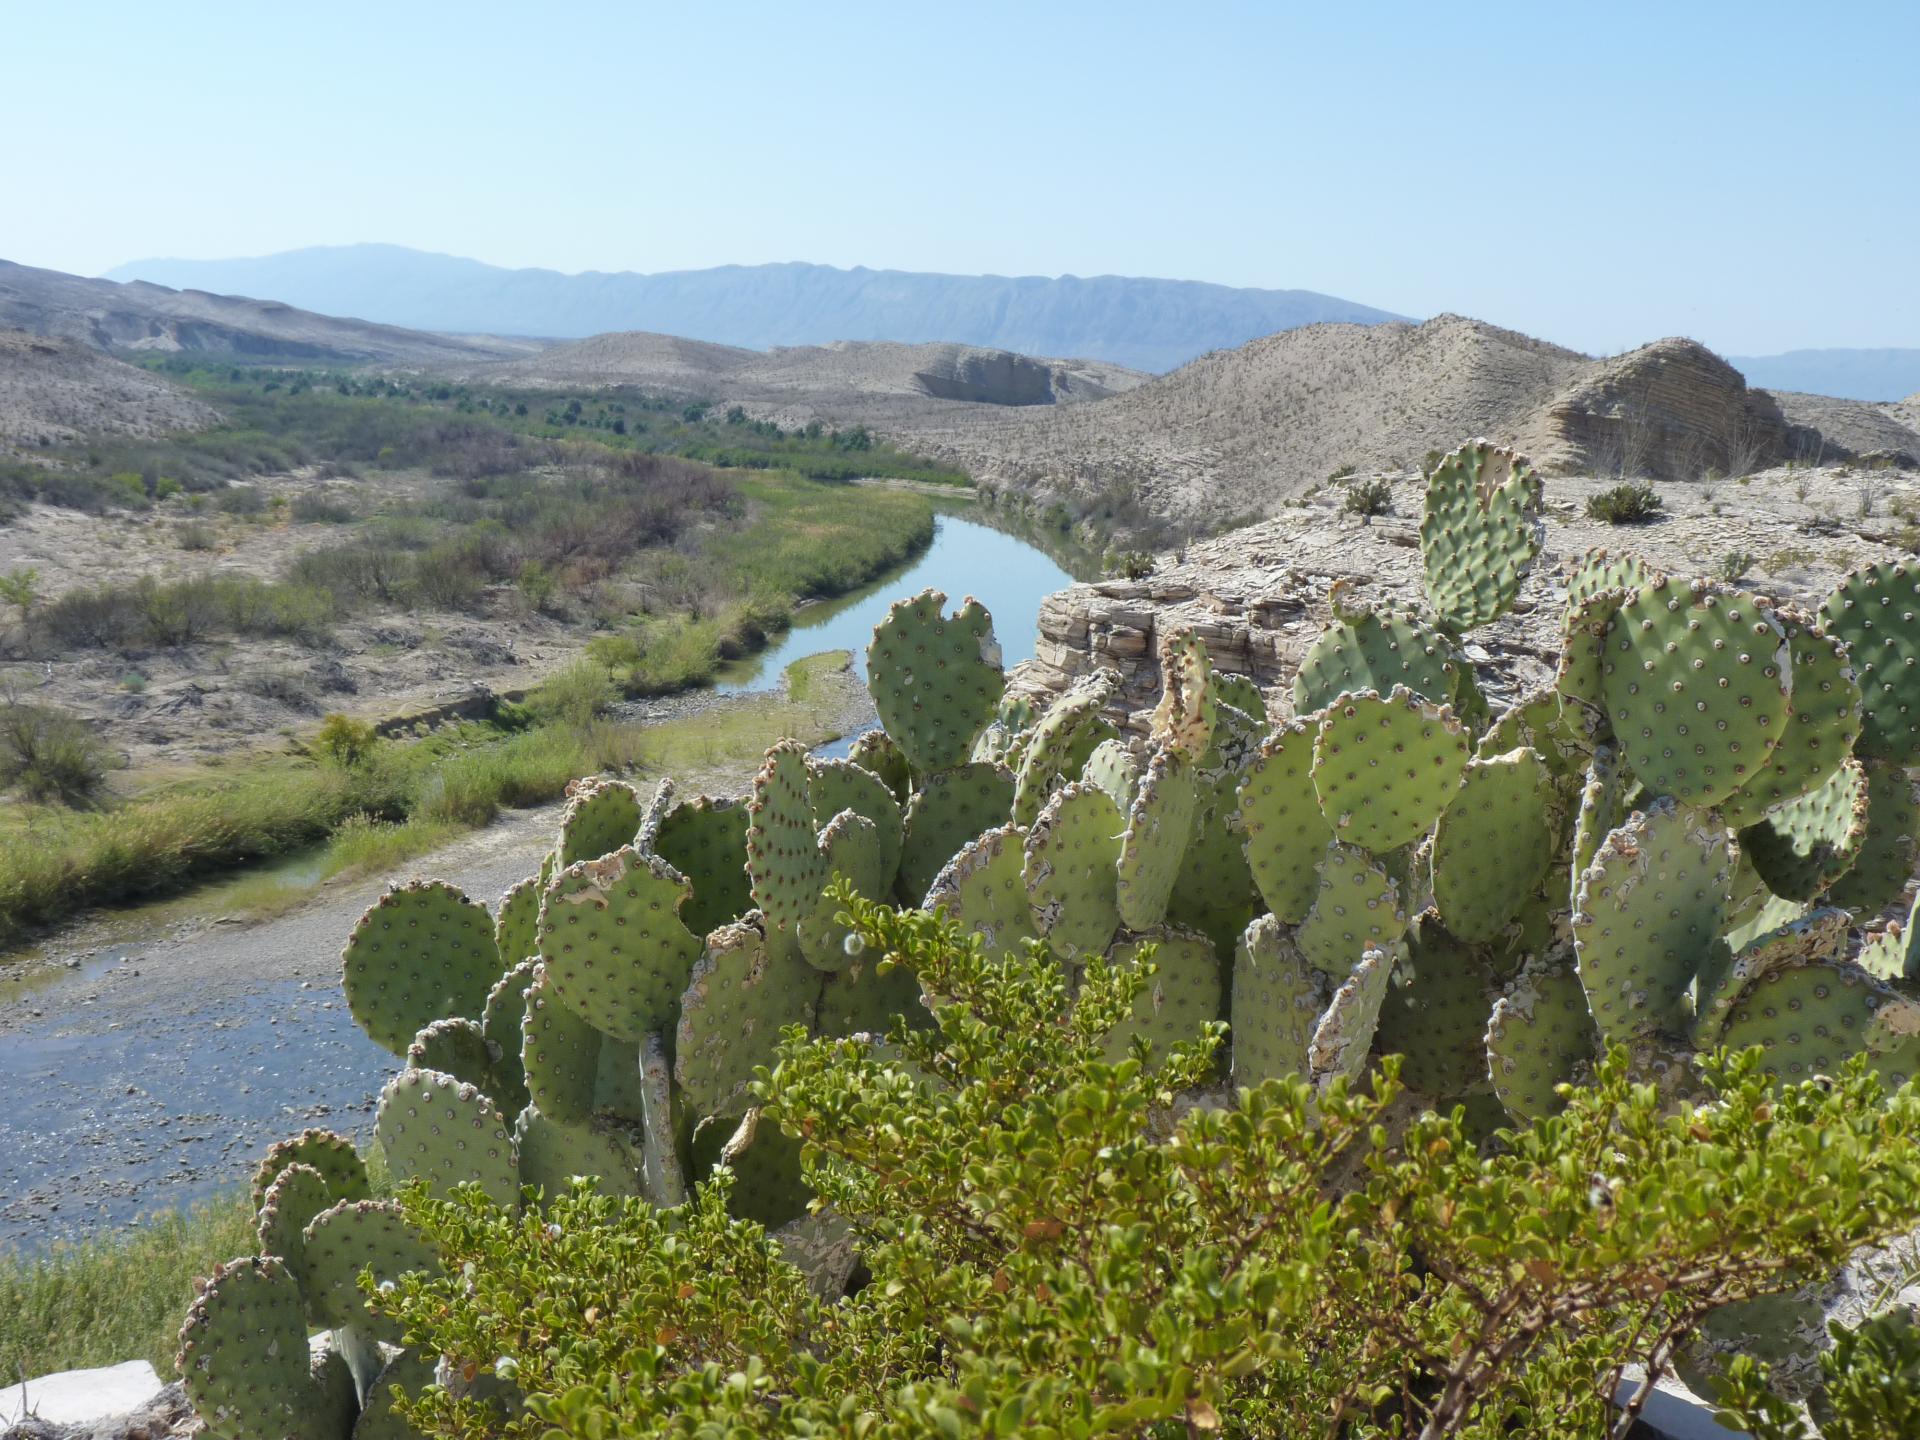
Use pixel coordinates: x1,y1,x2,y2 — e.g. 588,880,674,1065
1715,1308,1920,1439
1586,481,1665,524
239,669,319,712
0,567,39,617
34,584,139,649
314,713,378,767
1107,549,1155,579
1343,475,1394,517
215,483,267,516
174,522,218,551
378,896,1920,1440
0,701,109,805
523,659,617,729
290,491,357,523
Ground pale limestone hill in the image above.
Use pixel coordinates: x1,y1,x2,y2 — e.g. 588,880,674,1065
0,329,219,450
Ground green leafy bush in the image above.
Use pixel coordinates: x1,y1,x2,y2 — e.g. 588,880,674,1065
1715,1308,1920,1439
314,712,378,767
1343,476,1394,517
1586,482,1664,524
0,700,108,805
377,896,1920,1440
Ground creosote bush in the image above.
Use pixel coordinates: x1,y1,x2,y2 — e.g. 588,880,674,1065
374,895,1920,1440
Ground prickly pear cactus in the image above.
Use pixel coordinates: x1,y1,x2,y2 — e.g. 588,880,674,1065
177,1256,358,1440
374,1067,520,1208
1013,670,1120,826
1420,439,1543,632
1237,721,1333,923
557,777,644,867
1430,749,1557,942
1820,561,1920,765
341,880,502,1056
1485,962,1597,1121
251,1129,369,1215
1293,604,1458,714
925,823,1036,957
1024,782,1125,959
898,762,1016,903
1296,841,1408,976
1114,745,1198,931
642,783,753,937
299,1199,438,1343
746,742,827,935
866,589,1004,773
676,914,820,1117
538,847,699,1042
1103,925,1222,1062
1230,914,1327,1087
1309,687,1468,854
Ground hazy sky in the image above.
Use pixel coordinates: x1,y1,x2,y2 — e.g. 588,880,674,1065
6,1,1916,356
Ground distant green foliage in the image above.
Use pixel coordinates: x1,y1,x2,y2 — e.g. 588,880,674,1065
314,713,378,767
0,700,109,805
0,566,38,617
1343,476,1394,517
1586,481,1665,524
377,893,1920,1440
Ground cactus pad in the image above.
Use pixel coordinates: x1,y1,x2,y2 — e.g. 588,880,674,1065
1820,561,1920,764
300,1199,439,1342
1565,548,1659,612
746,741,827,934
809,759,904,888
481,958,536,1117
557,778,644,867
1856,892,1920,982
866,589,1004,773
1720,608,1862,827
1570,747,1627,881
1374,918,1499,1095
1308,944,1396,1085
1023,782,1124,959
1555,586,1636,740
1103,926,1224,1061
405,1016,495,1099
513,1103,643,1201
897,761,1016,902
375,1067,520,1208
342,880,502,1056
1310,687,1469,854
815,952,933,1037
1150,631,1217,759
1294,605,1458,713
797,809,889,971
1739,759,1869,902
1115,745,1199,931
251,1128,368,1215
1486,963,1599,1122
1420,439,1543,632
1431,749,1558,942
494,874,541,968
1080,737,1142,810
1297,840,1409,976
1213,671,1268,723
255,1162,332,1279
1012,670,1120,825
1694,907,1851,1046
1824,762,1919,915
177,1256,357,1440
1229,914,1326,1087
1572,798,1730,1044
1236,720,1334,923
1717,960,1895,1083
847,728,913,803
643,785,753,937
519,963,642,1126
925,823,1037,955
538,846,699,1042
676,915,821,1116
1602,579,1790,809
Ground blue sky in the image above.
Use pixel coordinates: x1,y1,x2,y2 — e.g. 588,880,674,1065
5,1,1915,356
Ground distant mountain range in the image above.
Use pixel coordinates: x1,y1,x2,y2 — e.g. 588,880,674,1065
1727,348,1920,404
103,245,1407,374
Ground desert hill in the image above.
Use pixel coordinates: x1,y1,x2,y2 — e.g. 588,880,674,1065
875,315,1920,532
105,245,1405,373
0,328,219,449
0,258,541,367
473,333,1146,409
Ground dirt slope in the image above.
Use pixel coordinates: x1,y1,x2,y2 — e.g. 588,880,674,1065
0,258,542,367
0,328,219,449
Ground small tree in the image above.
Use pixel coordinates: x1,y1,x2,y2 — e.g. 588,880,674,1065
0,567,38,620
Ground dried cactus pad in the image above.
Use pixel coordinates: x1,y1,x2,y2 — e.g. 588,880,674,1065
342,880,503,1056
1824,762,1920,915
1572,798,1729,1044
177,1255,356,1440
1820,561,1920,764
1230,914,1328,1087
1024,782,1125,959
494,874,542,968
1237,720,1334,923
1857,893,1920,983
1420,439,1543,632
251,1127,369,1215
638,1032,687,1208
375,1066,520,1209
1115,744,1200,932
1294,605,1458,714
1719,608,1861,828
746,741,827,934
538,846,699,1043
1486,963,1598,1122
678,915,821,1118
558,777,645,868
898,761,1016,903
1431,749,1557,942
1297,840,1409,976
1602,579,1790,810
866,589,1004,773
514,1102,644,1202
1310,687,1469,855
299,1198,439,1343
1308,944,1396,1085
1103,925,1224,1061
926,823,1037,956
1150,630,1217,759
1739,759,1868,902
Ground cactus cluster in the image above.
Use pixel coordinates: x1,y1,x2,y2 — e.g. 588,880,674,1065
184,444,1920,1437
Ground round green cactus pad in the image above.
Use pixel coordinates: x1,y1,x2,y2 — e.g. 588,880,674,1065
677,914,822,1117
1293,604,1459,714
1310,686,1469,855
1115,744,1199,932
1485,962,1599,1122
341,880,503,1056
1237,720,1335,923
556,777,644,868
1820,560,1920,764
374,1066,520,1209
866,589,1004,774
299,1198,440,1343
1229,914,1329,1088
745,741,828,934
1023,781,1125,960
926,823,1037,957
898,761,1016,903
538,846,699,1043
177,1255,357,1440
1420,439,1543,633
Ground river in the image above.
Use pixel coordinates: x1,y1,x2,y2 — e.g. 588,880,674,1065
0,509,1079,1254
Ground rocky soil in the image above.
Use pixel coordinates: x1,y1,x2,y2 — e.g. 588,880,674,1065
0,332,218,453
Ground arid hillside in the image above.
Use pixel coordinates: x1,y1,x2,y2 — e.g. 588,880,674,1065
0,259,542,367
471,333,1146,410
0,328,219,450
877,315,1920,534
